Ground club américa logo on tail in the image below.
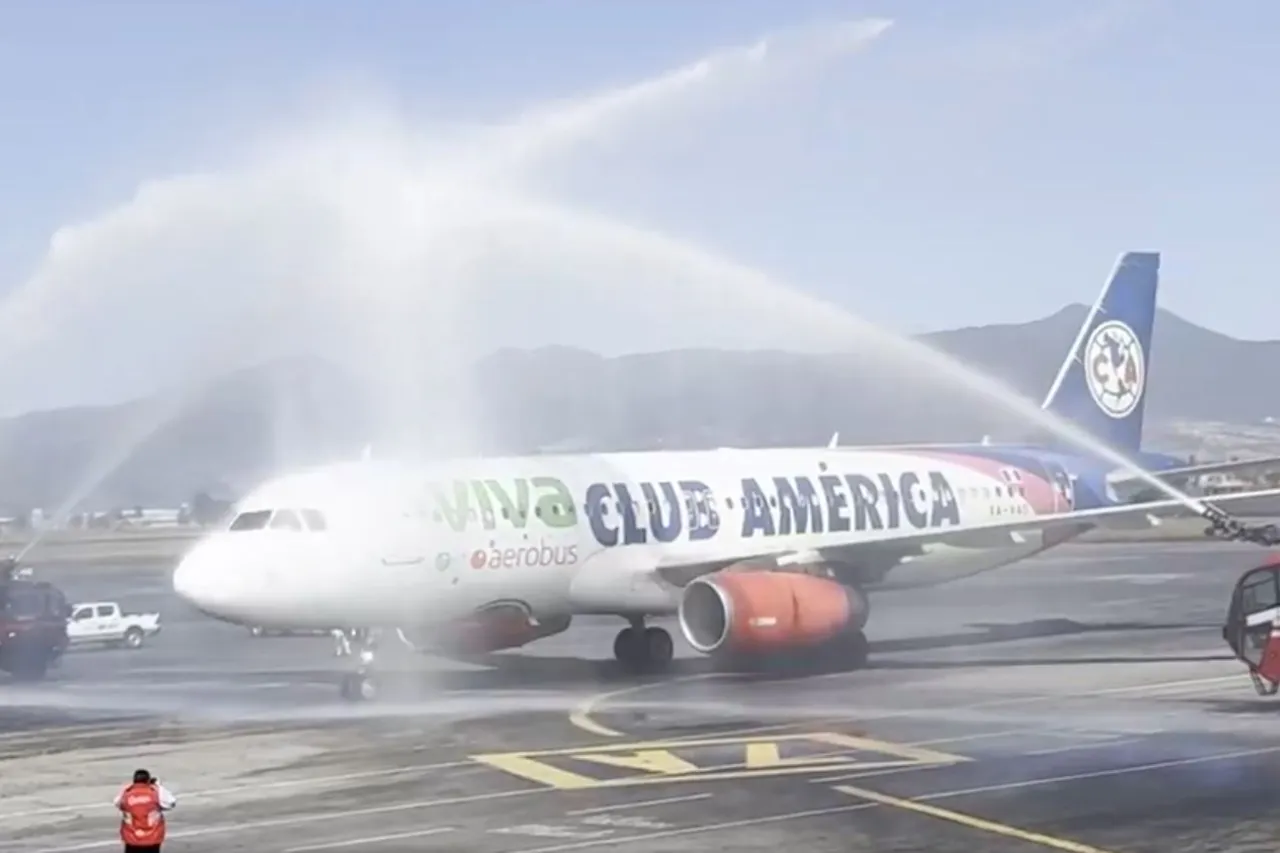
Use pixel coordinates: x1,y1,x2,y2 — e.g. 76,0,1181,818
1084,319,1145,419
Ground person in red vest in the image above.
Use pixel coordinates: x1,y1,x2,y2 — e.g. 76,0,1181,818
113,769,176,853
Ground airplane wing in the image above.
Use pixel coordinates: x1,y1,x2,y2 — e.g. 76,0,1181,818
652,486,1280,587
1109,455,1280,492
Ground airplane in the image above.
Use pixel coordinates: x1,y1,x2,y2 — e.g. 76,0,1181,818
171,251,1280,701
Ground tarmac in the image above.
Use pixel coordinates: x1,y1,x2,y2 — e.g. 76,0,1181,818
5,540,1280,852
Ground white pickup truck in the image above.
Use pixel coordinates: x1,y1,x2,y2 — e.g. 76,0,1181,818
66,601,161,650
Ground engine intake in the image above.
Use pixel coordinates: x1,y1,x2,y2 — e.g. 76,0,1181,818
678,570,868,656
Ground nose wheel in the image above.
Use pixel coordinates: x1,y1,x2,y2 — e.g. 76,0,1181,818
613,622,674,674
340,671,378,701
338,628,381,702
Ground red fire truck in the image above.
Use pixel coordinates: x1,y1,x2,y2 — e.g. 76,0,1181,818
0,558,70,681
1223,553,1280,695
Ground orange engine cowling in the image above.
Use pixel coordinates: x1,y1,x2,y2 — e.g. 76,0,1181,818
678,570,868,656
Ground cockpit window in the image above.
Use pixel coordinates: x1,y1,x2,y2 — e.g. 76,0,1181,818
229,510,272,531
269,509,304,531
301,509,327,531
228,508,326,532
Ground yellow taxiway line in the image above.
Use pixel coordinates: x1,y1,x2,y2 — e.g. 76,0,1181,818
568,671,1242,739
568,673,723,737
833,783,1117,853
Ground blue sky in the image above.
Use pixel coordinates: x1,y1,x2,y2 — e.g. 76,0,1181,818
0,0,1275,413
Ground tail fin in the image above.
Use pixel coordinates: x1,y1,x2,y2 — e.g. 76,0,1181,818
1039,251,1160,454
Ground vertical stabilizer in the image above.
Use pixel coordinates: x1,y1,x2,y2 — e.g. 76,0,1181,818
1040,251,1159,453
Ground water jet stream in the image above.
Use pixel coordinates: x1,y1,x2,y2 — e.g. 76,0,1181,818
0,12,1249,561
2,18,894,533
11,189,1215,545
0,16,894,368
461,193,1217,515
16,284,304,558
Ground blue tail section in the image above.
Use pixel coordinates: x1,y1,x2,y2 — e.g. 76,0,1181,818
1040,251,1160,454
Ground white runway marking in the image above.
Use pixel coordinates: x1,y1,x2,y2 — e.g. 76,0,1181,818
285,826,455,851
567,793,714,815
1087,573,1190,584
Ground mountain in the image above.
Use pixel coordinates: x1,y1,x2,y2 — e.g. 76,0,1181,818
0,306,1276,515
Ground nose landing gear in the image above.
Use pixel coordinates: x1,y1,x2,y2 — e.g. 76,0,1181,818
338,629,381,701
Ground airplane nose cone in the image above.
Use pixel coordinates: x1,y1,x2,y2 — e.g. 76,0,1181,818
173,542,227,613
172,550,204,606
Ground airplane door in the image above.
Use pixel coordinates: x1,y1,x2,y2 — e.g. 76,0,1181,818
1048,466,1076,513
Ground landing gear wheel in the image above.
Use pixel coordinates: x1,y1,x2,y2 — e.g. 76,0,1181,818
613,625,674,674
613,626,641,671
643,626,674,670
340,672,377,702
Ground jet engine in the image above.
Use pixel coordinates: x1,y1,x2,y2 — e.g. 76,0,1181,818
677,569,869,658
396,602,571,657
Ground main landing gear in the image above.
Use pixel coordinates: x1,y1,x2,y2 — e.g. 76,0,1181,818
339,629,382,701
613,619,674,674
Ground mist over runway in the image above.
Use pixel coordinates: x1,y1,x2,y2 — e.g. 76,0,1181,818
6,539,1280,852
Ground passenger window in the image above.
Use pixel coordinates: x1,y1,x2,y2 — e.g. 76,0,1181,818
72,606,92,621
269,509,304,531
301,509,327,531
95,605,114,618
229,510,272,531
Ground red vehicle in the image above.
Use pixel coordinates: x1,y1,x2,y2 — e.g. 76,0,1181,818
1223,553,1280,695
0,560,70,681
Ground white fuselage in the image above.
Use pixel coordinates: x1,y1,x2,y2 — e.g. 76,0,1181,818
172,446,1073,632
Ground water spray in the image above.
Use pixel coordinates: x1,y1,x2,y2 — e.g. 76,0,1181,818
14,282,303,561
0,14,1272,558
474,196,1276,543
0,16,896,531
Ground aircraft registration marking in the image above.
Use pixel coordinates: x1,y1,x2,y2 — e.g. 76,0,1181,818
470,732,969,790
